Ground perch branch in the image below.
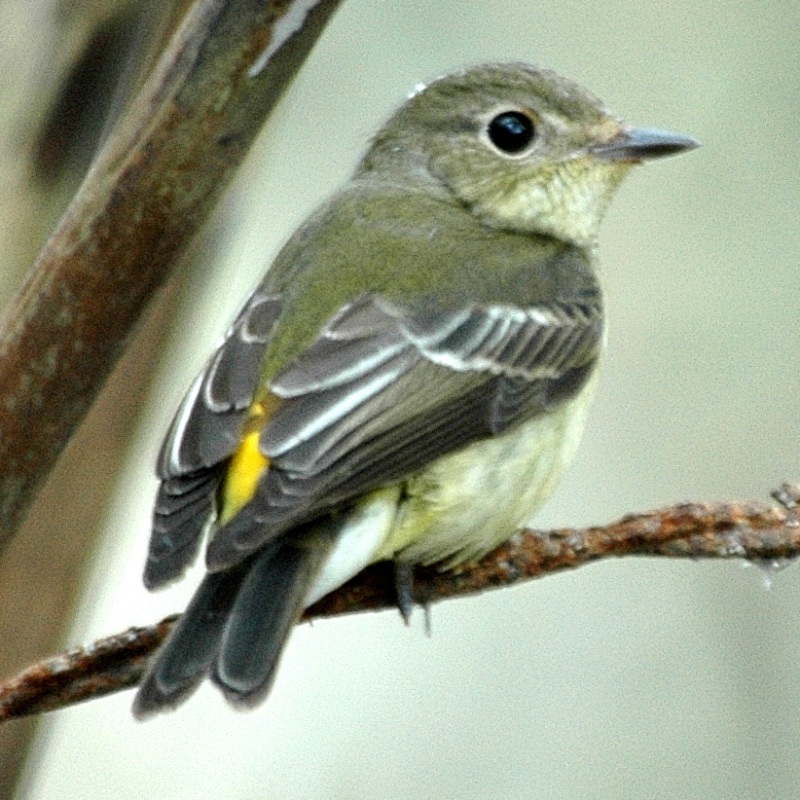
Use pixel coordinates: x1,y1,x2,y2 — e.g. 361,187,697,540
0,0,344,553
1,488,798,722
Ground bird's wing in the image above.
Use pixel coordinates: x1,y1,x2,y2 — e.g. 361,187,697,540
206,291,603,570
144,290,282,587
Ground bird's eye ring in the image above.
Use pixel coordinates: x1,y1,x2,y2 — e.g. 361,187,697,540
485,110,537,155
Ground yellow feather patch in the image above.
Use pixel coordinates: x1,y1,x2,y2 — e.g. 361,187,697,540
218,399,273,525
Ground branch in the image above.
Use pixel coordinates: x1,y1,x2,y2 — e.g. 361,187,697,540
2,488,798,722
0,0,344,553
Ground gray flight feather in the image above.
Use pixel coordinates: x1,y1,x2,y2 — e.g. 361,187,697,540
158,290,281,477
142,291,281,588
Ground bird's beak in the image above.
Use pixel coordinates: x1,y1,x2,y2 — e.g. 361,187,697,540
591,127,700,162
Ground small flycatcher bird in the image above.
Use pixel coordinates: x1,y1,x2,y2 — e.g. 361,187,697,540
133,62,697,717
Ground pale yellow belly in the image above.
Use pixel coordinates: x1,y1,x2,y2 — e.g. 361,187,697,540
376,369,599,567
306,371,598,606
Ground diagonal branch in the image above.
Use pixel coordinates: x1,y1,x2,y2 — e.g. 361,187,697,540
0,0,344,553
1,489,798,722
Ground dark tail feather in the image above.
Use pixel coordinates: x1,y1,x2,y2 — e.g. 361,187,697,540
213,533,332,707
133,527,333,718
133,562,246,719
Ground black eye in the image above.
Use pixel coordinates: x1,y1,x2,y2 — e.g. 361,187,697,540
486,111,536,154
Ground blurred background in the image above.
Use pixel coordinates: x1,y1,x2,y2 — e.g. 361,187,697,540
2,0,799,798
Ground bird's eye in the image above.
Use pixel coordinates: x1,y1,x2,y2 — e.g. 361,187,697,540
486,111,536,155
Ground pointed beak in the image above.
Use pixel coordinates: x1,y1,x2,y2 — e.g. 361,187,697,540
591,127,700,162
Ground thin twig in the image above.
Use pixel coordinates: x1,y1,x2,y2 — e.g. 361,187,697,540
0,0,344,553
1,491,798,723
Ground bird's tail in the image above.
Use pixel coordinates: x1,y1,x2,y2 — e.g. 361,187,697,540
133,526,334,718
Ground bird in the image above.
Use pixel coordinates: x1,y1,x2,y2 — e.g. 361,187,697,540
133,61,697,717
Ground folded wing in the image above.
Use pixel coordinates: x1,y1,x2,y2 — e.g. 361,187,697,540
206,292,603,570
